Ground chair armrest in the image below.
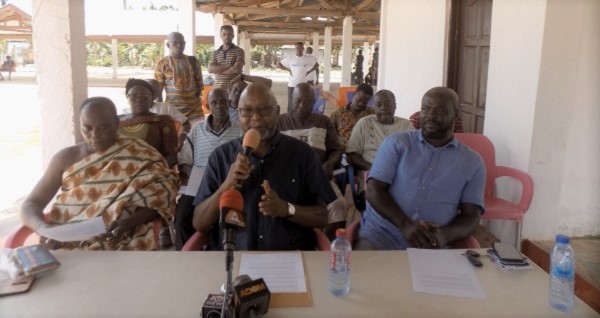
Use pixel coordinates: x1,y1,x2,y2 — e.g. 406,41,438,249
4,225,35,249
495,166,535,213
314,228,331,251
181,231,208,251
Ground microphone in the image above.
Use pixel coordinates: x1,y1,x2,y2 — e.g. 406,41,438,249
242,128,261,156
235,129,261,188
201,293,233,318
219,189,245,252
233,275,271,318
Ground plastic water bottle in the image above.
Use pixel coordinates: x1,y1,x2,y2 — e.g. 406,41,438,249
549,234,575,312
328,228,351,297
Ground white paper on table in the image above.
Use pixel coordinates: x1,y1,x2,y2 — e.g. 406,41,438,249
408,248,486,299
239,252,307,293
37,216,107,242
178,166,204,196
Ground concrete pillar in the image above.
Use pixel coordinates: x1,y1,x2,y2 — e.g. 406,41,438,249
312,32,319,50
341,16,353,86
378,0,447,117
244,38,251,74
323,26,332,91
362,41,370,77
232,25,239,46
214,13,224,49
178,0,196,57
239,31,249,74
32,0,88,168
111,38,118,79
163,39,169,57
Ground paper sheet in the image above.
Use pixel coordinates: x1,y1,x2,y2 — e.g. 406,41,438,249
408,248,486,299
239,252,307,293
37,217,106,242
178,166,204,197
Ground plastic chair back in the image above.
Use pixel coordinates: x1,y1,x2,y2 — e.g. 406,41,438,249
312,99,326,114
201,85,214,115
336,86,356,108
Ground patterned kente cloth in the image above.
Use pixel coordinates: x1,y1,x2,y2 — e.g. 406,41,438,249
154,55,204,121
47,136,180,250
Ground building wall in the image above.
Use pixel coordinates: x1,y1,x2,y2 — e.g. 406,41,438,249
379,0,448,118
485,0,600,240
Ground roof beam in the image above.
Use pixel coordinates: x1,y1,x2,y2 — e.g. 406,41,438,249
236,20,379,32
354,0,378,11
197,5,380,19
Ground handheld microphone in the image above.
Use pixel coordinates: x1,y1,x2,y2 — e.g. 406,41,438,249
219,189,245,252
235,129,261,188
201,293,233,318
233,275,271,318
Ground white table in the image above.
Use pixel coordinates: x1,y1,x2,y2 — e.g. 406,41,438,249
0,250,597,317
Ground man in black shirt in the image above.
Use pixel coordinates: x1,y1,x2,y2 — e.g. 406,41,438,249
193,83,336,250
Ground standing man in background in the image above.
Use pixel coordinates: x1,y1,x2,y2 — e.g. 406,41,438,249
154,32,204,122
208,25,245,89
278,42,319,111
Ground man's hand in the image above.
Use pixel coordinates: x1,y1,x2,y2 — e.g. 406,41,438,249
258,180,288,218
399,220,438,248
222,154,253,190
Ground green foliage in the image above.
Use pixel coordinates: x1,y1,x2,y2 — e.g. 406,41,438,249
250,45,281,69
86,41,165,68
195,44,213,68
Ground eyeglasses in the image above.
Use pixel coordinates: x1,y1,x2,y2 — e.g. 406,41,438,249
238,106,275,118
126,94,152,101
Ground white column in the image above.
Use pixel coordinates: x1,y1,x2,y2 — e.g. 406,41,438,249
214,13,224,49
32,0,88,168
178,0,196,56
341,16,353,86
362,41,370,76
304,41,310,49
239,31,250,74
323,26,332,91
312,31,319,50
244,38,251,74
111,38,118,79
232,25,239,46
379,0,447,117
163,39,169,57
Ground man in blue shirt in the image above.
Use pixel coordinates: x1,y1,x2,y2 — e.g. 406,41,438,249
193,83,336,251
357,87,485,250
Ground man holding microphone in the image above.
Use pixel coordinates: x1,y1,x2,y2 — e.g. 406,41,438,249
192,83,336,251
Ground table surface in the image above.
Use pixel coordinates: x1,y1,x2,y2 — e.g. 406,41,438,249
0,249,597,318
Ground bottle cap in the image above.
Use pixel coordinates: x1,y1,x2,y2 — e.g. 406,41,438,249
335,228,347,238
556,234,570,244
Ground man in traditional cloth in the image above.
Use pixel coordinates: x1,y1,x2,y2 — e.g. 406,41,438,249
154,32,204,122
20,97,180,250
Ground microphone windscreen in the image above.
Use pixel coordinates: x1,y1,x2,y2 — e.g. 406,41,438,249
219,189,244,211
242,129,261,151
233,274,253,287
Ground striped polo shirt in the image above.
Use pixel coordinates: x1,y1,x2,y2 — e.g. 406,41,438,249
209,44,245,88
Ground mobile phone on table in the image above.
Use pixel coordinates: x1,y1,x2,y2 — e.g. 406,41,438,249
492,242,525,262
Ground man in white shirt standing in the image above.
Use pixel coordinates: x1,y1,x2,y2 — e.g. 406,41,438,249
278,42,319,111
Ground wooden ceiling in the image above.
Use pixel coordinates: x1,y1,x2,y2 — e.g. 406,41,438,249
196,0,381,46
0,4,32,40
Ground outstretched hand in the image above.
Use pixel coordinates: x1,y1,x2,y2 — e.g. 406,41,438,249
258,180,287,218
400,220,439,248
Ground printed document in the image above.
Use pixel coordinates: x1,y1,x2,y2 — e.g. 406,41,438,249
408,248,486,299
37,216,106,242
239,252,307,293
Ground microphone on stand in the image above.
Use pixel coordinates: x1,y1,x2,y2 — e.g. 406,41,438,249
233,275,271,318
218,189,245,318
235,128,261,188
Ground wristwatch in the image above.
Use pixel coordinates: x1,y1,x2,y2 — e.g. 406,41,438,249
287,202,296,218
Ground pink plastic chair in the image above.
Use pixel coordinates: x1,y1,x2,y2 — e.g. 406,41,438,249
454,133,534,244
182,229,331,251
345,220,480,249
5,217,163,249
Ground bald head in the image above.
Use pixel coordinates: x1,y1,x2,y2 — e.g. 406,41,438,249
239,83,278,107
291,83,315,119
166,32,186,58
422,87,459,115
80,97,119,152
375,90,395,103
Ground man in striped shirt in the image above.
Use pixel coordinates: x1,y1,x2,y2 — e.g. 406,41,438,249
175,88,243,249
208,25,245,89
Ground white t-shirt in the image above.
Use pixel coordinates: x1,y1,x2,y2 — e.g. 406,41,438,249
280,54,318,87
